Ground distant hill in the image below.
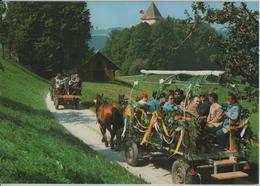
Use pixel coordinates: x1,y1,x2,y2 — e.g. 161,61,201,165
89,27,124,49
89,35,109,49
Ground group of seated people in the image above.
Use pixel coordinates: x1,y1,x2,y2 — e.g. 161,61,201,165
53,73,82,95
136,89,241,149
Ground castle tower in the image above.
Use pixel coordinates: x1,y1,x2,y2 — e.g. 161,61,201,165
141,2,162,25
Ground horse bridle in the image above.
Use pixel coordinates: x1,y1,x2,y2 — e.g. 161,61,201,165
95,96,105,113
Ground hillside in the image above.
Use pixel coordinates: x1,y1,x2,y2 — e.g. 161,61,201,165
0,56,145,183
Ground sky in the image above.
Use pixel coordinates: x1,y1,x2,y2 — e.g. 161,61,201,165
87,1,259,30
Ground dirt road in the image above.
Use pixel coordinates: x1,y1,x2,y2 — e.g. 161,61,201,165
46,93,173,184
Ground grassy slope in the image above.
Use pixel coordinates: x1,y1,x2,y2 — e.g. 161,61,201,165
82,75,258,164
0,57,145,183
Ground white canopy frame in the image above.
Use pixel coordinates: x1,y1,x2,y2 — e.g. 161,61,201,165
141,70,224,117
140,70,225,76
129,69,226,104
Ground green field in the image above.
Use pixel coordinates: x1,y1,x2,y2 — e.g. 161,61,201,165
81,75,259,164
0,57,146,183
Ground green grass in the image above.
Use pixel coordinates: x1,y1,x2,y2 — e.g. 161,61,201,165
81,75,259,164
0,57,146,183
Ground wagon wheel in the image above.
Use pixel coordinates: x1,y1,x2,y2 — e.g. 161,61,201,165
54,98,59,110
53,96,56,105
125,142,139,166
50,89,53,101
172,159,193,184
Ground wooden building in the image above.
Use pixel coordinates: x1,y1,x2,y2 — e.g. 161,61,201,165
81,50,120,81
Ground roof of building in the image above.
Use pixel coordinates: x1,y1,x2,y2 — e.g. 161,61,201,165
142,2,162,20
84,50,120,70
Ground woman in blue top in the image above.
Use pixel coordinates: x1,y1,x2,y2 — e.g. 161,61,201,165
216,93,240,148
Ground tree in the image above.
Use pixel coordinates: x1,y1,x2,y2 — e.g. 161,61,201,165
0,1,7,59
126,23,151,62
150,17,177,70
6,2,91,77
105,29,131,68
172,21,221,70
104,17,221,75
128,58,150,75
192,2,259,88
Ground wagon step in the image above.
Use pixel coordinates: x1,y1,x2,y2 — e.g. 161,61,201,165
213,159,237,174
211,171,248,180
214,159,237,166
211,158,249,180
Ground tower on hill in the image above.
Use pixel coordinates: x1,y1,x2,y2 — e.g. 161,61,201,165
141,2,162,25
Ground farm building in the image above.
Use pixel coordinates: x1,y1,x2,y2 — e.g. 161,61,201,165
80,50,120,81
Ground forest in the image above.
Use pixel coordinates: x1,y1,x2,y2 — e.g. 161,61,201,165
105,17,222,75
0,2,92,78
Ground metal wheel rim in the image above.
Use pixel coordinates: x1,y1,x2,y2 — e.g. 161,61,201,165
126,147,134,162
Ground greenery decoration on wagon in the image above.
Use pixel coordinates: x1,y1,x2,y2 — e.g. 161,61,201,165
232,107,256,157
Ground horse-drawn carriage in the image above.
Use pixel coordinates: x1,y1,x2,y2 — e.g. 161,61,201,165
122,70,252,184
49,74,81,110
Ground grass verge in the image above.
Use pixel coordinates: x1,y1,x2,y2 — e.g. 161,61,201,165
0,57,146,183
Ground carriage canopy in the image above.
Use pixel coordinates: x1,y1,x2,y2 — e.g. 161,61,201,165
140,70,225,76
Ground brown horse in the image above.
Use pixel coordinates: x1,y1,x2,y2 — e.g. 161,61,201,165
95,94,124,149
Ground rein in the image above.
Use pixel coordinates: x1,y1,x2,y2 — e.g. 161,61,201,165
95,98,105,115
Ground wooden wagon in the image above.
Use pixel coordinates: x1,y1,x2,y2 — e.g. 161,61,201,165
53,94,80,110
51,83,81,110
122,70,252,184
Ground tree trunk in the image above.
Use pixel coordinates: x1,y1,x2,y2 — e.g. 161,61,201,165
8,46,11,59
1,43,4,59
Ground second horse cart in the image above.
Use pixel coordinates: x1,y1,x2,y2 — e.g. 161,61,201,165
50,77,81,110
